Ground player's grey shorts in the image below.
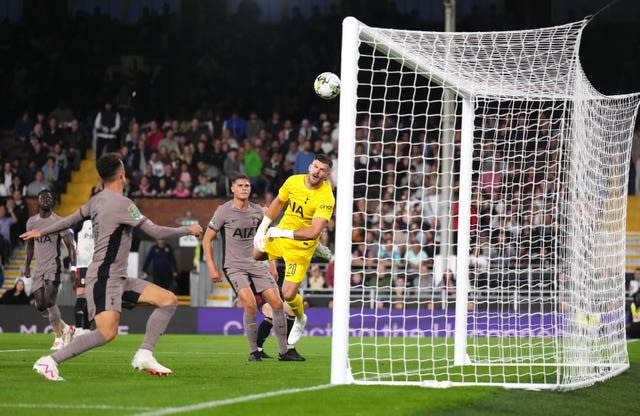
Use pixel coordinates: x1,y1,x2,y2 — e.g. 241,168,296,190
225,263,277,294
31,272,61,293
87,276,149,321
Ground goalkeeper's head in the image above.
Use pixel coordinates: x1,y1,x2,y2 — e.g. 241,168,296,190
307,154,333,187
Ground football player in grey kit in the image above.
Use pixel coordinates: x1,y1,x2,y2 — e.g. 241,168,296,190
22,153,203,381
24,189,77,351
203,175,302,361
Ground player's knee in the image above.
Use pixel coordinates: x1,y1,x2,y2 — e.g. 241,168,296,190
269,298,284,310
244,303,257,315
100,327,118,342
282,291,296,302
160,291,178,307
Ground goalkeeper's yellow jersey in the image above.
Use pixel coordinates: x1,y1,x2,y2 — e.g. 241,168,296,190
277,174,335,242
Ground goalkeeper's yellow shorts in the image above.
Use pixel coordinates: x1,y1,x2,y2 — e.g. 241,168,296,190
264,237,315,284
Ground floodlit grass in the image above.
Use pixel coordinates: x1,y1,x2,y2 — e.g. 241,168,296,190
1,334,638,415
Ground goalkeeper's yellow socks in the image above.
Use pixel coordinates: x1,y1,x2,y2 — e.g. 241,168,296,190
286,293,305,319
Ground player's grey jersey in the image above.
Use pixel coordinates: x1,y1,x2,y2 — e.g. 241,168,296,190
39,188,191,282
26,213,70,277
208,200,263,270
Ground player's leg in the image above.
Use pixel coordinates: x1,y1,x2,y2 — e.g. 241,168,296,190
256,301,273,355
262,287,305,361
260,287,286,354
34,280,72,350
74,268,92,334
34,278,118,381
131,279,176,375
236,287,262,361
281,261,309,346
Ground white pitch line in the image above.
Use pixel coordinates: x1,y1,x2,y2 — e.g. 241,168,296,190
134,384,335,416
0,403,156,411
0,349,29,353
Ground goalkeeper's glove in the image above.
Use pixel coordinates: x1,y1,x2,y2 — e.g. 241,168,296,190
266,227,294,239
253,216,272,251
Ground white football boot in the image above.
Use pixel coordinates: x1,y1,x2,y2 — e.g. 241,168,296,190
33,356,64,381
131,349,172,376
287,314,308,345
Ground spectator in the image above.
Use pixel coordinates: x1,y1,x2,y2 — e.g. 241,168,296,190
627,291,640,339
0,162,15,192
14,110,35,145
41,156,60,185
242,140,264,196
154,177,173,197
10,175,25,196
48,142,69,173
0,204,17,263
405,242,430,281
0,279,31,305
132,176,155,197
307,264,325,290
193,174,216,197
30,140,48,168
184,118,205,145
145,120,164,152
223,148,242,184
9,190,28,246
224,111,246,140
64,119,87,170
172,181,191,198
158,129,179,154
294,139,315,174
142,239,179,291
30,122,46,145
94,100,121,158
177,162,194,189
43,117,62,151
628,268,640,297
245,111,265,140
26,171,52,197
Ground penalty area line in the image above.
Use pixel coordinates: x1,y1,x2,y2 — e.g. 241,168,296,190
134,384,335,416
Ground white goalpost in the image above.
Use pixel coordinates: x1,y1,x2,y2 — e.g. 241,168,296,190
331,16,640,390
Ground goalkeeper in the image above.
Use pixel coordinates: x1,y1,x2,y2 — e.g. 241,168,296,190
253,153,335,346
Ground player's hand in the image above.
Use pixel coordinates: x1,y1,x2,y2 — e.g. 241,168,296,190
20,230,42,240
22,265,30,278
266,227,294,239
208,266,221,282
253,230,266,252
188,224,203,238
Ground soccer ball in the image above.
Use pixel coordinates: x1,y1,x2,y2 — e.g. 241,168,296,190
314,72,340,100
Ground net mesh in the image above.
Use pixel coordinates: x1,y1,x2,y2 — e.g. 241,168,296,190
340,18,640,389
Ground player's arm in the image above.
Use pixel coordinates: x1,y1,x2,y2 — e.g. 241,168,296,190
23,237,34,278
138,218,202,240
274,217,327,240
62,232,77,269
254,196,287,250
202,227,221,282
21,205,89,240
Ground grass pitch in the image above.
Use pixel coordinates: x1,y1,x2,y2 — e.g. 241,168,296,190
1,334,638,415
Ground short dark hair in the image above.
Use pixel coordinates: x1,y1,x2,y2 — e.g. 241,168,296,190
232,174,250,184
97,153,124,183
315,153,333,168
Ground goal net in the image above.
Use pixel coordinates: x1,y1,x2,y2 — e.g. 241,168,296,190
331,16,640,390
